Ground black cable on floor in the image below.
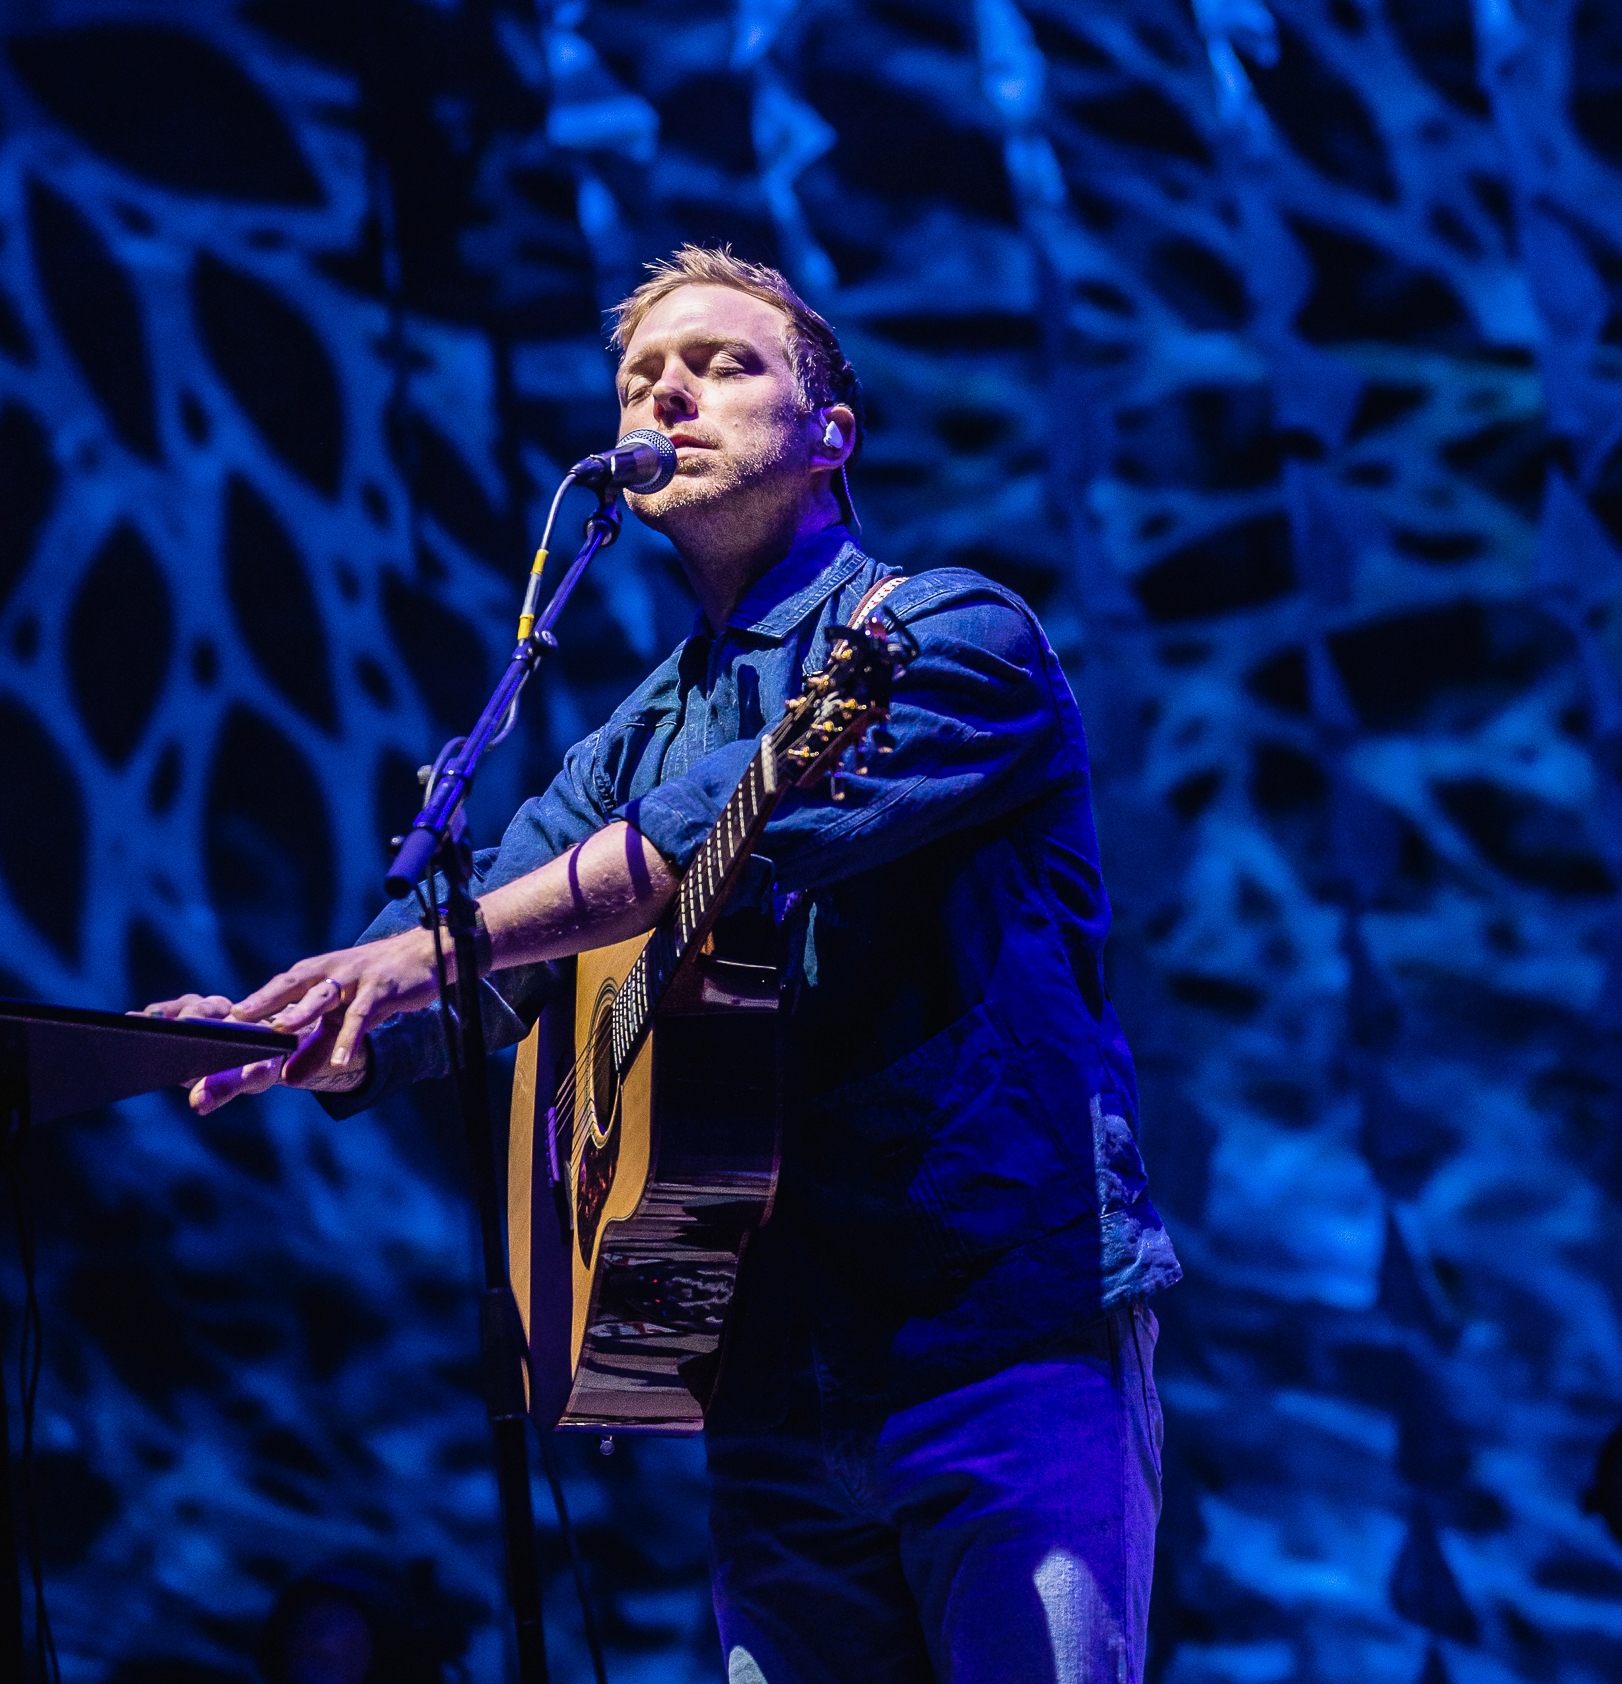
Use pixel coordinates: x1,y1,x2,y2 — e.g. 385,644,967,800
540,1435,608,1684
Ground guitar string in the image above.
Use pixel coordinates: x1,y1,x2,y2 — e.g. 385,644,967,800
552,767,758,1167
547,664,865,1179
559,797,761,1175
555,727,810,1182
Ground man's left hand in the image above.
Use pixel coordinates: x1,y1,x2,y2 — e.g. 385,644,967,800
143,925,441,1114
230,925,442,1070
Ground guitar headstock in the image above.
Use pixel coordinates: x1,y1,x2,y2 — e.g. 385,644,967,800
774,610,917,794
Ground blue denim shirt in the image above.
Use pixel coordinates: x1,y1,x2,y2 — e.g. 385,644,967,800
329,524,1180,1411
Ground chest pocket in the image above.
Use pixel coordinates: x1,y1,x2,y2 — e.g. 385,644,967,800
591,711,664,807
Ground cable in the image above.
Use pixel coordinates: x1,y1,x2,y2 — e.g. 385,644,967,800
540,1436,608,1684
489,474,579,750
420,738,467,811
514,476,576,645
6,1131,59,1684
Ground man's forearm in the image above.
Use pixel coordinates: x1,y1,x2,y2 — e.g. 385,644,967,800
216,822,677,1088
479,820,678,972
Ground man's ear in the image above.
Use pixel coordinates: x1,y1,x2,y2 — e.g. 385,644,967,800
814,404,856,466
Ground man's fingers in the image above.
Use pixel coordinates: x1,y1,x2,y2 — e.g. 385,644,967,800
189,1057,283,1115
265,977,343,1035
139,995,195,1019
330,983,385,1069
140,993,234,1021
201,930,439,1078
233,973,321,1023
180,995,236,1021
153,932,438,1105
281,1014,370,1093
281,1016,338,1085
234,957,349,1022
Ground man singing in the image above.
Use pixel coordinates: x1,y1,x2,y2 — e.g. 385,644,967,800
151,247,1181,1684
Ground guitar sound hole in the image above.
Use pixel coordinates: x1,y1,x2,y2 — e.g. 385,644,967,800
589,993,619,1144
577,983,622,1265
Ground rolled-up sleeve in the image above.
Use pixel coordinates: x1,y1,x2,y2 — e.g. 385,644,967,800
620,588,1083,894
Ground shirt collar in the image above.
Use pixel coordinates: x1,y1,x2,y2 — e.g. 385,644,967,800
722,524,866,641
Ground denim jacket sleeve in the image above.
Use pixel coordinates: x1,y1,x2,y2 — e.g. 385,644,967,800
618,575,1088,892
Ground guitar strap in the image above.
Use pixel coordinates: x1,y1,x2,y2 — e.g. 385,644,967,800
849,572,906,627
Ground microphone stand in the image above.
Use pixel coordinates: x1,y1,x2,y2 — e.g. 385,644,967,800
385,484,621,1684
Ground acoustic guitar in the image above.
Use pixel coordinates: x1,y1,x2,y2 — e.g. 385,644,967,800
507,602,911,1434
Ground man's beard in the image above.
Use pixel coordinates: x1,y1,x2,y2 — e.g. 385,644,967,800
627,408,809,554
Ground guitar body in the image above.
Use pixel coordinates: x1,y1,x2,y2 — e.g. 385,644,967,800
508,937,780,1434
506,600,910,1435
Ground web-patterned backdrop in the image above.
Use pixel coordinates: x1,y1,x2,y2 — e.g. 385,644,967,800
0,1,1621,1680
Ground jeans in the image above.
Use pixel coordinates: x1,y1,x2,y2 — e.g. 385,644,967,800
706,1302,1163,1684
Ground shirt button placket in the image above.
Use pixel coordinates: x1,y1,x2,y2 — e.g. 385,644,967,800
705,634,731,756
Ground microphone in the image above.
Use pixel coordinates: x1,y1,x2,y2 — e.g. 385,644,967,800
569,428,678,494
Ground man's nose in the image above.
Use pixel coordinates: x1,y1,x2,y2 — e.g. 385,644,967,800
652,364,698,424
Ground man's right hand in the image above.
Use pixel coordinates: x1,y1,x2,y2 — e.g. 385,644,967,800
140,989,371,1115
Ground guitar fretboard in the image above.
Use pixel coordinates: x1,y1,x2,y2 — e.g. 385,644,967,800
609,740,781,1072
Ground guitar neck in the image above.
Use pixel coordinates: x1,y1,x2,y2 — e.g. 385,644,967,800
610,738,783,1071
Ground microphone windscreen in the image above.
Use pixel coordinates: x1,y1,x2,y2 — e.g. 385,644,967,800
617,428,678,494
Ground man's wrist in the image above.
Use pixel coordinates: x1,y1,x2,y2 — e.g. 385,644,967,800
434,907,493,982
471,902,494,977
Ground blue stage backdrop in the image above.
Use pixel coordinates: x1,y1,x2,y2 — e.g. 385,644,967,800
0,1,1619,1679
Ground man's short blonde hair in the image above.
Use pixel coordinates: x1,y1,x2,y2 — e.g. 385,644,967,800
607,245,865,459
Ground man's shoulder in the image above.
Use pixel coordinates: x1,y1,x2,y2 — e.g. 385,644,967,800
857,563,1036,620
855,565,1045,650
